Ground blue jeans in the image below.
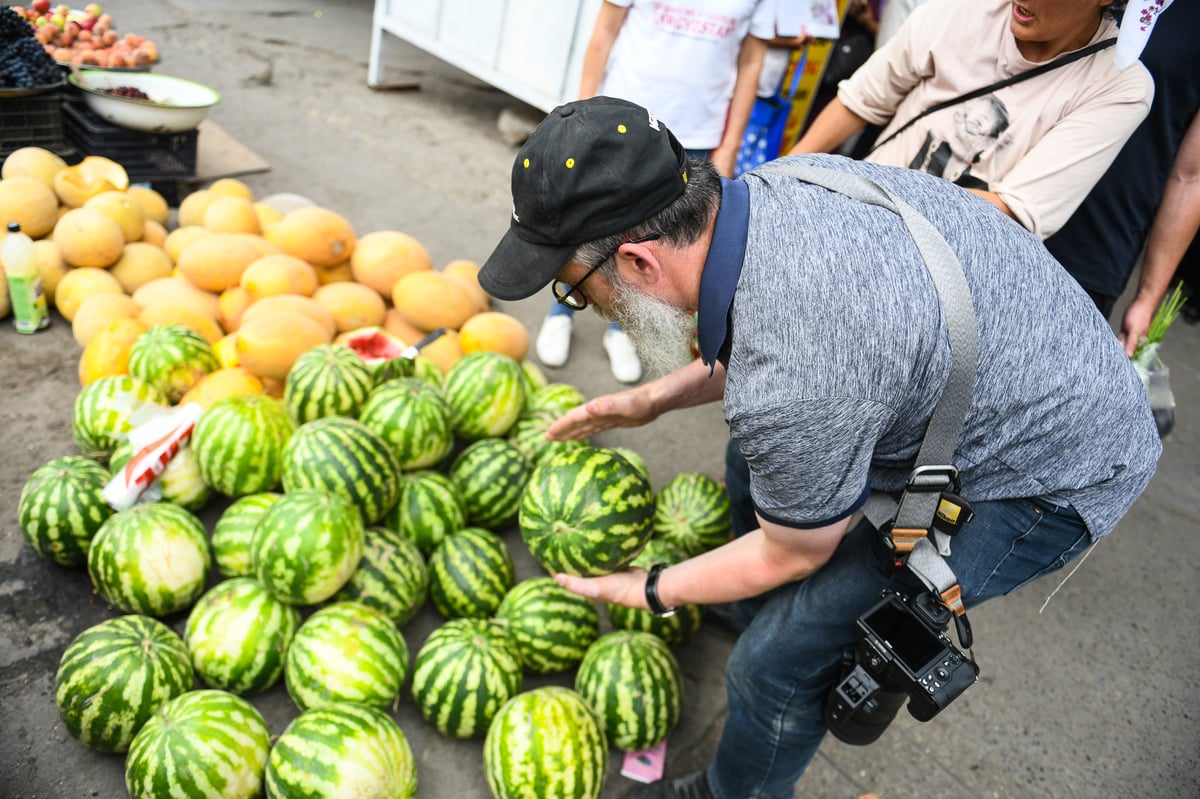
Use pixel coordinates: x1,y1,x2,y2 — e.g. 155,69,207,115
711,441,1093,799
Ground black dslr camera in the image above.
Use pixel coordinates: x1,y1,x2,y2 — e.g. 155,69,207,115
824,590,978,745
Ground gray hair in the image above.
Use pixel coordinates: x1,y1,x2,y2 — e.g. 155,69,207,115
572,157,722,274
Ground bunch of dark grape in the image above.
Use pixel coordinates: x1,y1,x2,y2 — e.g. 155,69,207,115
0,5,62,89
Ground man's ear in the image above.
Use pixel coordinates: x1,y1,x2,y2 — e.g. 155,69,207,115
620,240,662,285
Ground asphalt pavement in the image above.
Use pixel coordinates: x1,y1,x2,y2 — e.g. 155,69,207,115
0,2,1197,798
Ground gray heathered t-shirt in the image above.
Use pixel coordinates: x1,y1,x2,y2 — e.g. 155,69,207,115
723,155,1161,540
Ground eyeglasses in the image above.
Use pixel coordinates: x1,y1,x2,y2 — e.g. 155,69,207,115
552,233,662,311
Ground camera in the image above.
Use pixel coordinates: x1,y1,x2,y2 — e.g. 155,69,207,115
824,590,978,745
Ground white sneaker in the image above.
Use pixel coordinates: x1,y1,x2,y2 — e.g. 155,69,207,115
603,327,642,384
536,314,573,368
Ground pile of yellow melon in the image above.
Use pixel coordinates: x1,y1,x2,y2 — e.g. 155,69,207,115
0,146,531,399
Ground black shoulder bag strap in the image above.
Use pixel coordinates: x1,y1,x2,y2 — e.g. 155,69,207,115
761,161,979,632
863,37,1117,157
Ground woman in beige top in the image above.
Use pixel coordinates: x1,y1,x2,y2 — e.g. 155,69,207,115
789,0,1152,238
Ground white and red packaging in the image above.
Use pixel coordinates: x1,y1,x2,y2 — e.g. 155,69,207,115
102,402,204,512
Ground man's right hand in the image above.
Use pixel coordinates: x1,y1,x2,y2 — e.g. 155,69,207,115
546,389,661,441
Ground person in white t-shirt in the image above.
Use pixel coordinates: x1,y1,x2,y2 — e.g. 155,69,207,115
536,0,774,385
788,0,1153,240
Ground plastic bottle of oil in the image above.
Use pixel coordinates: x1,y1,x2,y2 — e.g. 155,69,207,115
3,221,50,334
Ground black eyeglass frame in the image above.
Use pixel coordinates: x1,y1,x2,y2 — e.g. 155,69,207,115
551,232,662,311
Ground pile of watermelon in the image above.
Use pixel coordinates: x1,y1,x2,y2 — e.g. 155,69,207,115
18,300,736,797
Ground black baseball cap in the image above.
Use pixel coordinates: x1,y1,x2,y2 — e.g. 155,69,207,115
479,96,689,301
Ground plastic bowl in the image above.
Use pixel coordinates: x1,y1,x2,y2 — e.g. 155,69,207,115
68,70,221,133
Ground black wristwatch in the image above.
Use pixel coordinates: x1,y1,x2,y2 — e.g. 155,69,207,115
644,563,677,618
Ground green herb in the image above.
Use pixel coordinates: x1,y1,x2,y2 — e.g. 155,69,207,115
1141,282,1187,349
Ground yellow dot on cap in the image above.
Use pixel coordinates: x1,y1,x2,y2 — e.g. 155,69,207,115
617,124,628,134
566,158,575,168
523,158,530,168
683,170,689,183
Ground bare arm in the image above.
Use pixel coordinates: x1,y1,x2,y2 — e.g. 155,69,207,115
711,34,769,177
556,514,853,609
788,96,869,154
1119,110,1200,355
547,358,726,441
965,188,1016,220
578,1,628,99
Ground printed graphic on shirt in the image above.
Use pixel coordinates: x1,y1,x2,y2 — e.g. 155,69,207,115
651,3,739,39
908,95,1011,189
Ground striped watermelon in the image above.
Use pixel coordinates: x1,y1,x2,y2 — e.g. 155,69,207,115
251,488,364,605
654,471,733,556
334,525,429,627
109,440,212,512
72,374,167,463
506,412,587,469
524,382,587,417
128,324,220,404
496,576,600,674
192,394,295,497
412,355,445,388
428,526,515,619
284,601,409,712
358,376,454,470
265,702,417,799
55,614,194,753
184,577,300,695
484,686,608,799
575,630,683,752
606,538,703,648
608,446,650,483
519,446,656,577
519,358,548,394
411,617,523,739
448,438,530,530
281,416,401,525
443,351,526,440
87,502,212,617
211,492,280,578
284,343,376,424
125,689,270,799
17,455,113,566
383,469,467,556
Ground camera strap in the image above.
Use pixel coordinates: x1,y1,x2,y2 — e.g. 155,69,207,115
762,162,978,626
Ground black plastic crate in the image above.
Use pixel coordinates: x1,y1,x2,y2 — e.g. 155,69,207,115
0,86,73,161
61,97,198,183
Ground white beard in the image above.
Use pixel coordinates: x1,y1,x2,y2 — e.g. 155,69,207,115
604,277,697,377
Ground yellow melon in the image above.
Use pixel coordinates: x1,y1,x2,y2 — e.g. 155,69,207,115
265,206,356,267
132,276,221,320
207,177,254,201
213,332,240,368
416,329,463,374
350,230,433,299
0,272,7,318
260,376,286,399
315,260,354,285
142,219,168,248
178,367,264,409
53,156,129,208
0,175,60,239
240,254,319,301
55,267,125,321
163,225,211,264
253,202,284,230
218,286,253,333
383,306,428,346
126,186,170,226
458,311,531,361
109,242,175,293
443,259,490,314
139,304,225,343
53,207,126,268
241,294,338,340
72,292,143,347
175,232,262,293
313,281,387,334
203,195,261,235
2,146,68,187
32,239,67,302
392,271,476,332
84,190,145,242
235,311,331,380
78,317,147,386
177,189,218,228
